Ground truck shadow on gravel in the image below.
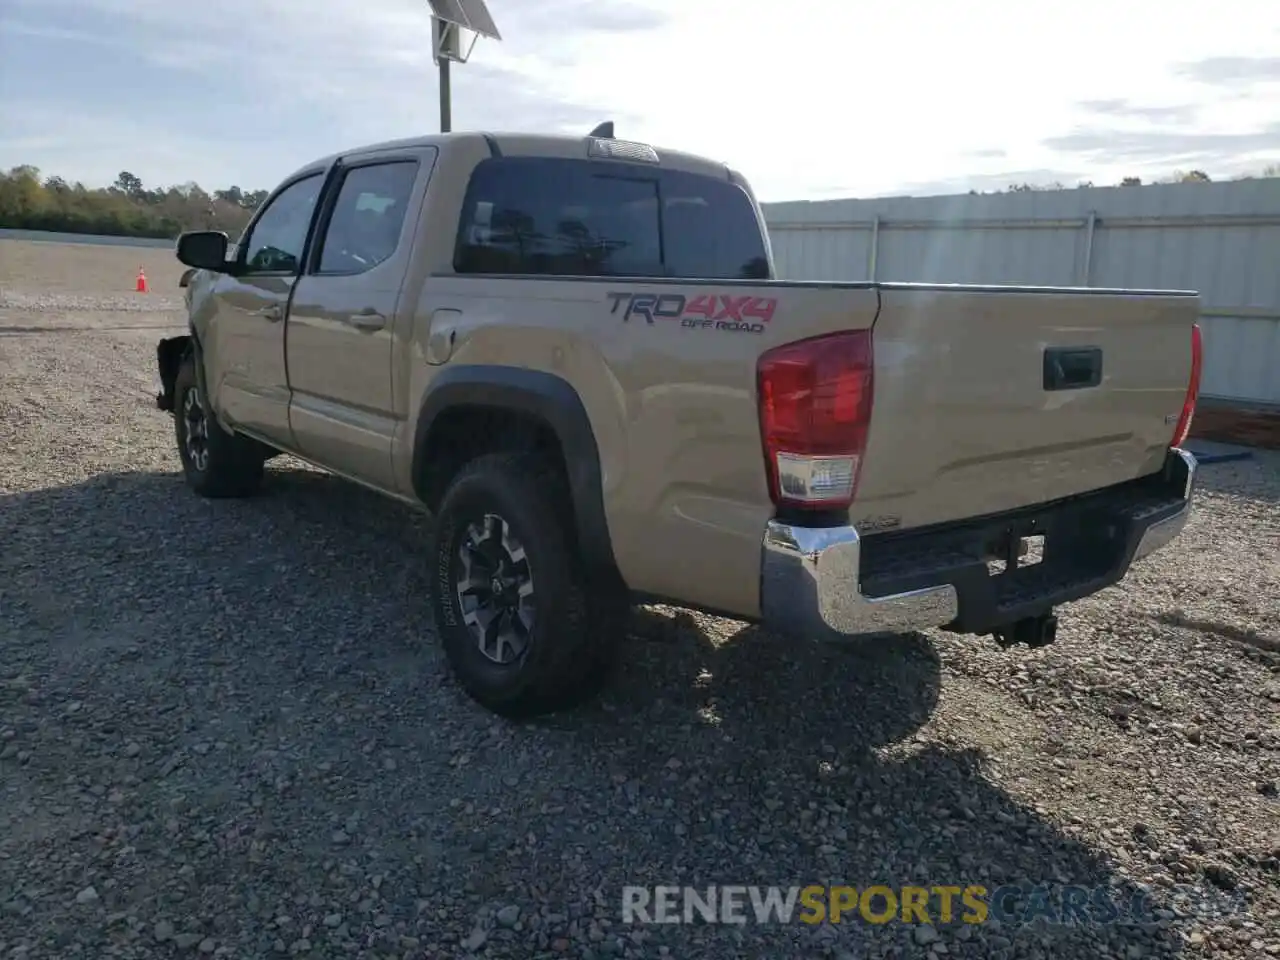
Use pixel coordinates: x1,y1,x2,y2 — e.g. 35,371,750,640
0,468,1218,960
1154,611,1280,656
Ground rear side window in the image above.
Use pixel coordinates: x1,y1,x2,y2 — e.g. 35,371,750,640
316,161,418,275
454,157,769,280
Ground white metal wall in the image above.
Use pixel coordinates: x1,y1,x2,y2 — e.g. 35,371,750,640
762,179,1280,407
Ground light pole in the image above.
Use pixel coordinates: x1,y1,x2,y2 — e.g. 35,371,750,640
428,0,502,134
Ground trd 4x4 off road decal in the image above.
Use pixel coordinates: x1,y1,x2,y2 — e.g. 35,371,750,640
606,292,776,334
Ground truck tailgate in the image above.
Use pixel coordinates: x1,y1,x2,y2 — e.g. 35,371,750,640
854,285,1199,532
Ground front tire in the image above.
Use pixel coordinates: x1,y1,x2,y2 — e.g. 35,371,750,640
173,353,264,498
429,453,622,718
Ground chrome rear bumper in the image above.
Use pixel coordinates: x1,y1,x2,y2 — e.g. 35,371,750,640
760,449,1197,640
1133,449,1197,562
761,523,959,637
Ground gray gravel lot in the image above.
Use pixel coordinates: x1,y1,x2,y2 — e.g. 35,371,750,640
1,241,1278,960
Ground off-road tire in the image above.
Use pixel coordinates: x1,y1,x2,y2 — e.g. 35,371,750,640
173,353,265,498
429,452,624,718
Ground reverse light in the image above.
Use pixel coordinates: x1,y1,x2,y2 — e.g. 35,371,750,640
1170,322,1202,448
757,330,874,510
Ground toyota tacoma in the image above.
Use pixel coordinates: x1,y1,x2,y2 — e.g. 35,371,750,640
156,126,1202,717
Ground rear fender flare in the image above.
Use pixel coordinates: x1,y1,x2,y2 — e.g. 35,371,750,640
412,365,618,577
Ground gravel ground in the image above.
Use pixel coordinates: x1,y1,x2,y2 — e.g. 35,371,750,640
1,238,1278,960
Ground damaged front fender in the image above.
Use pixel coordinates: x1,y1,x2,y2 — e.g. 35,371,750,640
156,336,192,412
159,269,214,411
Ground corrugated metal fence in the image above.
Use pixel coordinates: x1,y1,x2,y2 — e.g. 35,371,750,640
761,179,1280,407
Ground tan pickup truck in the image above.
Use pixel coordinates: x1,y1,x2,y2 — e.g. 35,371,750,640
157,126,1203,718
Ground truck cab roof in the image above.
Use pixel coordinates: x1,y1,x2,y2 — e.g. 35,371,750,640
283,130,739,186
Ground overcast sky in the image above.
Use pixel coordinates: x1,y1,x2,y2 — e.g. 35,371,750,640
1,0,1278,201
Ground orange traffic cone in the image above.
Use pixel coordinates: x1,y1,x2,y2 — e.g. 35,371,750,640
135,267,148,293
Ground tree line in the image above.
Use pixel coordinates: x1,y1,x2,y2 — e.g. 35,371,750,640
0,167,268,240
1,163,1277,241
998,165,1278,194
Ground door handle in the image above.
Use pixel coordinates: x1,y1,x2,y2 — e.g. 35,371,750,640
347,311,386,332
1043,346,1102,391
255,304,283,322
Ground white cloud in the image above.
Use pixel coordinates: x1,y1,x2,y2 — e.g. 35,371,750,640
2,0,1278,199
546,0,1280,198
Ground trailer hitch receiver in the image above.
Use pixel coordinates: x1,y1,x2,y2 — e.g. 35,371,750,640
992,611,1058,649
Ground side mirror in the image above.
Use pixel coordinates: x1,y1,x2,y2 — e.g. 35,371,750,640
175,231,231,272
178,267,197,288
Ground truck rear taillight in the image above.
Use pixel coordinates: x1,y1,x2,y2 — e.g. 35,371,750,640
757,330,874,511
1170,323,1202,448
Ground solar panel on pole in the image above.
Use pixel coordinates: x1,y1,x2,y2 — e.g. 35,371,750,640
428,0,468,28
428,0,469,62
458,0,501,40
425,0,502,133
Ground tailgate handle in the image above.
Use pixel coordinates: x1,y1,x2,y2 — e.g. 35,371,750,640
1044,346,1102,391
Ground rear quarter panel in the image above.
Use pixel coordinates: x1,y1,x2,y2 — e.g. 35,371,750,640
406,276,879,617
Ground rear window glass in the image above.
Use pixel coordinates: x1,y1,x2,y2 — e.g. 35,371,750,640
454,157,770,280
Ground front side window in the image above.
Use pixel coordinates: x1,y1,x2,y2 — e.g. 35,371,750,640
316,161,419,274
241,173,324,274
454,157,770,280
